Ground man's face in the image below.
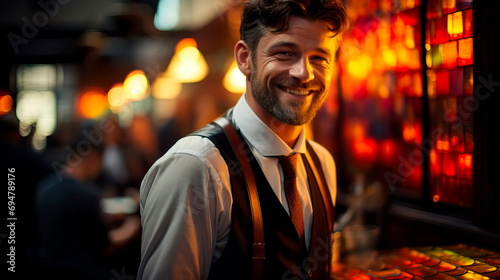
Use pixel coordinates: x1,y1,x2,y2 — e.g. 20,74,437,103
248,16,340,126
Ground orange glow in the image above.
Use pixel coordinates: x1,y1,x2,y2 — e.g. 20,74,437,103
351,138,378,167
79,89,107,119
395,44,410,70
458,153,473,179
166,38,209,83
442,154,456,176
451,135,465,152
0,95,13,115
403,123,415,141
175,38,197,53
405,25,415,49
401,0,416,10
458,38,473,66
379,139,396,165
413,72,423,97
349,122,366,139
427,70,437,98
409,48,421,70
437,140,450,151
351,274,371,280
223,60,246,94
107,83,127,111
459,154,473,168
447,11,463,39
433,194,440,203
347,53,373,80
381,48,397,68
402,122,421,142
442,41,457,68
377,22,392,48
430,149,441,175
123,70,149,101
442,0,457,14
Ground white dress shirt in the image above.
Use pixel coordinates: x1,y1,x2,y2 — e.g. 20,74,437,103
138,95,337,280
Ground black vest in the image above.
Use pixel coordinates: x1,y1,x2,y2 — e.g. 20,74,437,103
192,118,335,280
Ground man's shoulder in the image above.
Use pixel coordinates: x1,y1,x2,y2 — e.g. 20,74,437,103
153,133,227,171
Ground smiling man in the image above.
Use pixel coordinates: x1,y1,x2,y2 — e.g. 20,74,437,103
138,1,349,280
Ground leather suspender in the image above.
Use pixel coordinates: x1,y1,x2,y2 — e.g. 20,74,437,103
214,117,265,280
304,142,334,234
305,141,335,275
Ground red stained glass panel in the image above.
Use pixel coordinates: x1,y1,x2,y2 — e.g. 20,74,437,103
427,0,442,20
458,154,473,180
436,70,450,95
431,17,450,45
463,9,473,38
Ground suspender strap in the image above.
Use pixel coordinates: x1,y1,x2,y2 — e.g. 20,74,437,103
304,141,334,233
214,117,265,280
304,141,335,276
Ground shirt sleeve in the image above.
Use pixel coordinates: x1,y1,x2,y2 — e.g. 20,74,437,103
137,136,232,280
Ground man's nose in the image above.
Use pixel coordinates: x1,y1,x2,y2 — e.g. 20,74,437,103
289,57,314,83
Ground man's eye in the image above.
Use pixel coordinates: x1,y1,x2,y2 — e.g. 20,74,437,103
311,56,328,62
276,51,292,56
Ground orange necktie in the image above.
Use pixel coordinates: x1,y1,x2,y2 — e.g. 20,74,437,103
279,153,304,240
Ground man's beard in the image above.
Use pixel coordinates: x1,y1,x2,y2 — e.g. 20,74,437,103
249,71,328,126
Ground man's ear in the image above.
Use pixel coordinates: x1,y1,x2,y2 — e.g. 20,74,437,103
235,40,252,76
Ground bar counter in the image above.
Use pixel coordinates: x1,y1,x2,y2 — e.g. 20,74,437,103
331,244,500,280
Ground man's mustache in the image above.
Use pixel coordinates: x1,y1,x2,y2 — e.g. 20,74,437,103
271,77,322,91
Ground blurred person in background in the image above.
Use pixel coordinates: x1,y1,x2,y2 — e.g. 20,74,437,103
101,115,155,194
101,116,133,193
127,114,159,180
0,116,51,278
138,0,349,279
35,124,141,280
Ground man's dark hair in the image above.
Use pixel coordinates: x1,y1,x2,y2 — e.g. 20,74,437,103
240,0,349,55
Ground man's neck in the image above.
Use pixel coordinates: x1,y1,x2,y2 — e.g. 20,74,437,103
244,93,302,148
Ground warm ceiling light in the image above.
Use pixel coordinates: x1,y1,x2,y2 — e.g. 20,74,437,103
123,70,149,101
108,83,127,111
166,38,208,83
223,60,246,94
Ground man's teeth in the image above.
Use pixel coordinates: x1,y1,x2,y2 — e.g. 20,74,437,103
284,87,310,96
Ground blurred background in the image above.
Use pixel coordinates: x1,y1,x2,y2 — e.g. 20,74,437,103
1,0,500,278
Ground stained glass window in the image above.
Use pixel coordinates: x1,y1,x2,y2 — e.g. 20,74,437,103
333,0,474,208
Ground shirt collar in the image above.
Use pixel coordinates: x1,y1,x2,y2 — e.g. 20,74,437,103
232,94,307,157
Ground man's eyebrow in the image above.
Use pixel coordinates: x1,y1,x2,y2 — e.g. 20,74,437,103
268,41,298,50
267,41,332,56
